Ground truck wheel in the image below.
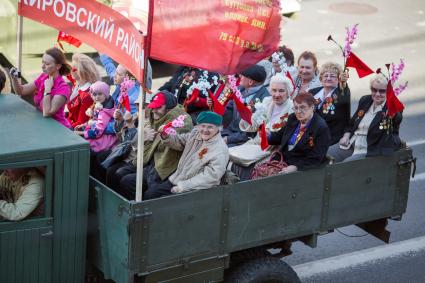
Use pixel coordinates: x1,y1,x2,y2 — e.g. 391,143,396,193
225,256,301,283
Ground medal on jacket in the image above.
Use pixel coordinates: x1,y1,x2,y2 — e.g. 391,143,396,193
322,97,335,115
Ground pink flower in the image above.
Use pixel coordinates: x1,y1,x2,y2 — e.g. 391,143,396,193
394,81,408,96
391,59,405,84
164,127,177,136
120,77,135,97
227,75,243,101
171,115,186,128
344,24,359,58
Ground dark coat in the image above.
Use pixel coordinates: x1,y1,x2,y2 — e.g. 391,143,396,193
346,95,402,156
268,113,331,170
222,85,270,147
309,85,351,145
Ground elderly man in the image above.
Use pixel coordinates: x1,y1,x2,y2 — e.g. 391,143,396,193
154,111,229,199
0,168,44,221
107,90,193,200
222,65,270,147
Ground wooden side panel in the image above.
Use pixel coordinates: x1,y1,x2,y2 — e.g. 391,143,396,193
325,155,398,228
132,188,224,271
53,150,89,283
226,168,325,251
0,226,53,283
87,181,131,283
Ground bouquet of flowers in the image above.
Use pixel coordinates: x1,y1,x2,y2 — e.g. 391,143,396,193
186,70,219,97
328,24,374,80
162,115,187,136
251,99,268,126
376,60,407,119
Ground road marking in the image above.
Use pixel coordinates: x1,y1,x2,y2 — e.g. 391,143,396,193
293,236,425,279
407,139,425,147
412,172,425,182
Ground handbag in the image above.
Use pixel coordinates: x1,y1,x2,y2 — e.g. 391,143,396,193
101,128,137,168
229,143,270,167
250,151,288,180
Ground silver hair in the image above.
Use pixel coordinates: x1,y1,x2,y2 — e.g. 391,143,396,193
269,73,294,95
370,73,388,87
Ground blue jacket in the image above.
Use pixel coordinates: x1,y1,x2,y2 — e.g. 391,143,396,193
100,54,141,114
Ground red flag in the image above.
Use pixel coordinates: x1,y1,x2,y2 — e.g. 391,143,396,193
259,122,269,150
386,81,404,117
232,95,252,125
119,94,131,112
345,52,374,78
207,90,225,116
184,89,200,108
150,0,281,74
57,31,82,48
66,74,76,86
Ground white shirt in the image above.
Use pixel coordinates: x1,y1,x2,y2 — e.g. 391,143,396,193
350,103,384,155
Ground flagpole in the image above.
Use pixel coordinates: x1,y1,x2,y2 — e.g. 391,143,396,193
135,0,154,202
17,13,23,78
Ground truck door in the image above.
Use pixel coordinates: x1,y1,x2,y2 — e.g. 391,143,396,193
0,160,54,283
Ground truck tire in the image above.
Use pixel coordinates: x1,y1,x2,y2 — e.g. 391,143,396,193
225,256,301,283
229,247,270,268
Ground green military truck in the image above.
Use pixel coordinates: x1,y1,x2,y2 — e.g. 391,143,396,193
0,94,415,283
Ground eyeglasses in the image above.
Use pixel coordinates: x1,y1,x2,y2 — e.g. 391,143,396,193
292,105,311,113
371,87,386,94
323,74,338,79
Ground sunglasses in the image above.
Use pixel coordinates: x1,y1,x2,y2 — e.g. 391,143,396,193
371,87,386,95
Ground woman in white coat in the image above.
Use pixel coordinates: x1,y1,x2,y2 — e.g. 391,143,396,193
231,74,294,180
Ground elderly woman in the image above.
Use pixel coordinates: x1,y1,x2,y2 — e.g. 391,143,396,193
75,81,117,153
67,53,100,129
230,74,294,180
293,51,322,97
10,47,71,127
328,74,403,162
266,92,331,174
151,111,229,200
309,62,350,145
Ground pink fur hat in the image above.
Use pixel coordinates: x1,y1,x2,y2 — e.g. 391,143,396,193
89,81,110,97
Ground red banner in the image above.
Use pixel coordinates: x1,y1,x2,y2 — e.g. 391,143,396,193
18,0,145,82
150,0,281,75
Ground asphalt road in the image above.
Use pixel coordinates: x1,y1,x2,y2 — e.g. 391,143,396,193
277,0,425,281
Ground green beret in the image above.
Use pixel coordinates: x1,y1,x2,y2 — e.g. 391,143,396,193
196,111,223,126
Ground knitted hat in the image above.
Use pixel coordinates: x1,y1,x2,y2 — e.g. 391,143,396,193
240,65,267,83
90,81,110,97
196,111,223,126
